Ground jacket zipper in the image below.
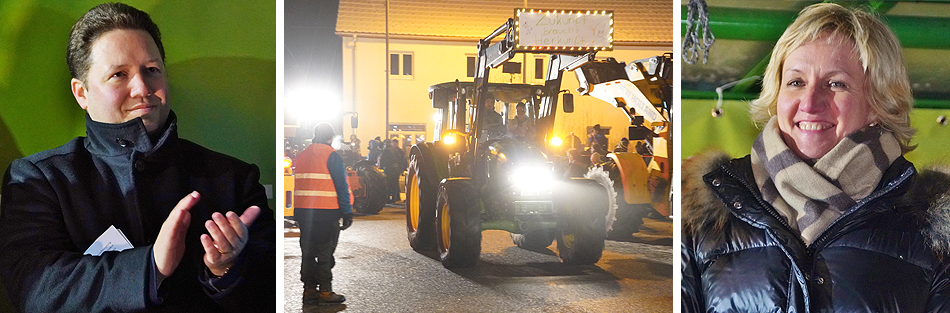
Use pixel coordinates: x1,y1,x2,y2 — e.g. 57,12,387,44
716,161,914,312
717,163,799,239
716,163,811,311
809,166,913,249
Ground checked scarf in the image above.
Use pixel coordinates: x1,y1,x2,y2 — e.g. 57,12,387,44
750,118,902,246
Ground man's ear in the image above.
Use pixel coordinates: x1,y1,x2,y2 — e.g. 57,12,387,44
71,78,88,110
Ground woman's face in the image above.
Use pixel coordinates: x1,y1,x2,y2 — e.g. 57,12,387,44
776,34,872,160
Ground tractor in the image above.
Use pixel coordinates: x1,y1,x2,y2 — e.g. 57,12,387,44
577,53,673,239
405,15,619,268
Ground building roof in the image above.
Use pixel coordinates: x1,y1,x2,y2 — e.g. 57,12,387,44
336,0,673,44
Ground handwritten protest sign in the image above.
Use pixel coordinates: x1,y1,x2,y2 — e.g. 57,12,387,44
515,9,613,51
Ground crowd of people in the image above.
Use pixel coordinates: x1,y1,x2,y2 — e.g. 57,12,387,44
286,133,410,208
287,122,648,201
367,137,409,204
560,124,650,180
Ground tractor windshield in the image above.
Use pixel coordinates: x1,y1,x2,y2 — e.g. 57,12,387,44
476,98,541,147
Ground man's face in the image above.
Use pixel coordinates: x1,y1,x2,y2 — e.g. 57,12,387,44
71,29,169,134
516,105,526,117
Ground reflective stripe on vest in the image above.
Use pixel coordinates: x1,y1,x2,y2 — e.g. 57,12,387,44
294,144,343,209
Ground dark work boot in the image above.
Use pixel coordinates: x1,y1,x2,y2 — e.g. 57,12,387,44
317,291,346,305
303,287,320,305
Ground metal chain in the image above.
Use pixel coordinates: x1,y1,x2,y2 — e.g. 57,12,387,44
682,0,716,64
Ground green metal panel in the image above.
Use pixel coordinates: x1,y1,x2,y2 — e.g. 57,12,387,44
681,99,761,160
905,109,950,165
681,5,950,49
680,6,798,41
681,7,797,42
684,90,950,110
682,99,950,166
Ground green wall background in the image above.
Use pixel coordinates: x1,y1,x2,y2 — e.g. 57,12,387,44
682,99,950,166
0,0,276,204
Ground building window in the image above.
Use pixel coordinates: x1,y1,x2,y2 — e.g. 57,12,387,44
403,54,412,75
390,54,399,75
534,57,546,80
467,56,476,78
390,52,413,78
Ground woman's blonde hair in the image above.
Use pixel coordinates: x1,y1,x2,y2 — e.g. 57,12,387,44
750,3,916,153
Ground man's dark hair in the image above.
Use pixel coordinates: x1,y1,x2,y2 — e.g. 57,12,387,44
567,148,581,160
483,93,495,105
313,123,335,144
67,2,165,81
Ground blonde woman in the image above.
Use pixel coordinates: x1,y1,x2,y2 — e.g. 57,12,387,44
682,3,950,312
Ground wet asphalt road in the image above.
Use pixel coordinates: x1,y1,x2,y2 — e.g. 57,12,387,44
283,205,673,313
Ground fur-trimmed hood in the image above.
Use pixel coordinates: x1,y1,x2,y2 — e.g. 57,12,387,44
681,151,733,236
682,150,950,256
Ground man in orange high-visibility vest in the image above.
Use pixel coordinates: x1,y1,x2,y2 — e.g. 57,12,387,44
294,123,353,305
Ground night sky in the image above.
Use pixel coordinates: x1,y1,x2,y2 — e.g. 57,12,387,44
284,0,343,120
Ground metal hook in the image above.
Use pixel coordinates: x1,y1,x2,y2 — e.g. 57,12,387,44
713,76,761,118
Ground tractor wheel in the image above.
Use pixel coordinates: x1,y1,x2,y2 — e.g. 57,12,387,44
511,230,555,251
405,153,438,251
435,179,481,268
584,166,619,234
352,160,386,214
555,178,608,265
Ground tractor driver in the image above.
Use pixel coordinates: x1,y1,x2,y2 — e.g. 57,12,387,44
507,102,536,141
478,93,504,129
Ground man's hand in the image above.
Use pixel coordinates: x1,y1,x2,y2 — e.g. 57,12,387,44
154,191,198,280
340,213,353,230
200,206,261,276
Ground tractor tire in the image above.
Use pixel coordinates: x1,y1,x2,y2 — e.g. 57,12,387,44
352,160,387,214
584,166,619,234
405,152,438,251
555,178,608,265
511,230,555,251
435,178,482,268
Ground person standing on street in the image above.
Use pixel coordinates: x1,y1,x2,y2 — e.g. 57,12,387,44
294,123,353,305
379,139,408,204
367,137,382,165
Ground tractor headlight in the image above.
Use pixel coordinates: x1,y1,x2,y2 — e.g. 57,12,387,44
549,136,562,147
509,164,554,196
442,134,456,145
283,157,294,175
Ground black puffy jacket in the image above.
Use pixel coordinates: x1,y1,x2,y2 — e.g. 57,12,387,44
682,152,950,313
0,112,276,312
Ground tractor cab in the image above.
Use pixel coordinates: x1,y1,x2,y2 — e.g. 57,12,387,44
428,81,558,157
